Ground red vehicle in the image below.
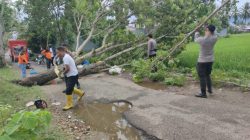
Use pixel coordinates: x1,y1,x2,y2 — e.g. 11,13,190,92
8,40,29,62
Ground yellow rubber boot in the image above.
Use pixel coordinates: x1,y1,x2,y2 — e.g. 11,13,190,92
73,88,85,102
63,95,73,111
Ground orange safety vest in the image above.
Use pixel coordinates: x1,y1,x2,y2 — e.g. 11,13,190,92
18,54,28,64
41,50,52,60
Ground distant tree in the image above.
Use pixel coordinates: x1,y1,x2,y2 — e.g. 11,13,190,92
0,0,14,67
231,0,239,24
241,2,250,24
219,0,231,28
0,1,5,67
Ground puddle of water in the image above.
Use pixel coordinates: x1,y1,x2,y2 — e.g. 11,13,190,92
138,81,167,90
73,101,141,140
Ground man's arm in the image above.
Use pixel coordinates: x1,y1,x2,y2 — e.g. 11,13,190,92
23,55,28,64
194,32,204,44
63,57,70,74
64,64,70,74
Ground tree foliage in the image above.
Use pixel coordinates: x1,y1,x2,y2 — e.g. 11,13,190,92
241,2,250,24
0,0,15,67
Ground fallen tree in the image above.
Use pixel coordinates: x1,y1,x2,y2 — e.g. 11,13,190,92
14,0,231,87
13,31,188,87
13,35,161,86
13,61,106,86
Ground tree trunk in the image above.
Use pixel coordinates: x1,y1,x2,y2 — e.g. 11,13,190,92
75,30,81,51
76,26,95,56
0,31,5,68
13,62,106,86
0,23,5,67
14,38,146,87
74,14,83,51
0,2,6,68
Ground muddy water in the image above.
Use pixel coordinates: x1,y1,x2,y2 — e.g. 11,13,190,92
73,101,142,140
138,81,167,90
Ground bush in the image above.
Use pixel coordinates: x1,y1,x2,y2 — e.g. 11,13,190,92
148,71,165,82
0,110,52,140
164,74,186,86
132,74,144,83
0,104,12,128
131,59,151,83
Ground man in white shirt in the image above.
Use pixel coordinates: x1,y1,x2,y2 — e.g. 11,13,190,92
56,47,85,111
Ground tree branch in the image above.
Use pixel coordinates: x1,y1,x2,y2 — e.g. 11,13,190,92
167,0,231,58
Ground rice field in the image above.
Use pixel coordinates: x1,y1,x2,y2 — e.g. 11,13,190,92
179,33,250,73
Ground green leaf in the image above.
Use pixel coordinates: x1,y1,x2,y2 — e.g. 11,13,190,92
4,123,21,135
0,135,12,140
22,113,38,130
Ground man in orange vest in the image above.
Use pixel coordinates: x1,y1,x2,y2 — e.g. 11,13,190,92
41,47,52,69
18,49,28,78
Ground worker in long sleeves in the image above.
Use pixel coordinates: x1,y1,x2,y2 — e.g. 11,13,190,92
194,25,218,98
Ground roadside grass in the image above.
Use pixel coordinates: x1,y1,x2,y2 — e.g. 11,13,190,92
0,67,67,140
0,67,42,109
179,33,250,87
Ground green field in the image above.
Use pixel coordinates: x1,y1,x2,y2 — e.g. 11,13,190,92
179,33,250,72
179,33,250,87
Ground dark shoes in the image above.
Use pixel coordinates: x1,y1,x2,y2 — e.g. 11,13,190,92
195,93,207,98
208,90,213,94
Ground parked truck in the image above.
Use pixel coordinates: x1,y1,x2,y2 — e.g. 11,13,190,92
8,40,28,62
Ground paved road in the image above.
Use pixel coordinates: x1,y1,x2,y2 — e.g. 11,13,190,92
41,73,250,140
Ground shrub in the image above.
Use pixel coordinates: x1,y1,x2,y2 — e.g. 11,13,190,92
164,74,186,86
131,59,151,83
148,71,165,82
0,110,52,140
0,104,12,129
132,74,144,83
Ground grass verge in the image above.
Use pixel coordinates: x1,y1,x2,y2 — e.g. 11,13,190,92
0,67,67,140
0,67,42,109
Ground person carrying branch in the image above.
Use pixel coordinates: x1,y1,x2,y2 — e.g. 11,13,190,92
62,44,81,89
194,25,217,98
56,47,85,111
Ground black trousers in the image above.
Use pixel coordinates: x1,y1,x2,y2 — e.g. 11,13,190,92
149,54,156,58
76,75,81,88
65,75,78,95
149,54,157,72
51,57,54,66
196,62,213,94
